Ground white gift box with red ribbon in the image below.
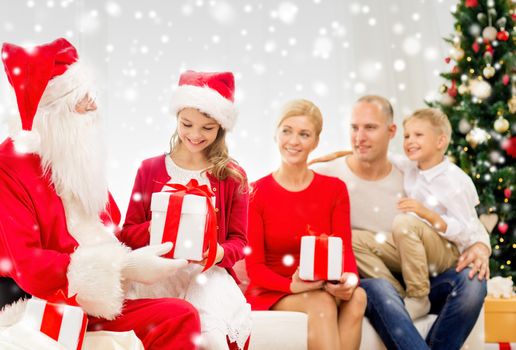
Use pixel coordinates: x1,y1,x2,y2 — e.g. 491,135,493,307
299,235,343,281
150,191,209,261
21,294,88,350
484,343,515,350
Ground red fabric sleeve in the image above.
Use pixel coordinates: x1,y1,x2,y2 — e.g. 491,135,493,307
0,170,69,298
331,180,358,277
245,187,291,293
218,175,249,268
118,165,151,249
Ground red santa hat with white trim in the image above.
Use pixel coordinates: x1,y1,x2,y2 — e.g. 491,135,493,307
169,70,238,131
1,37,92,153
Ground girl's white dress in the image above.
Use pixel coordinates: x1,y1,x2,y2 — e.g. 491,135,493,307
128,157,251,349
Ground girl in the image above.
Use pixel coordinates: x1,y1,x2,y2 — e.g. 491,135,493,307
119,71,251,350
245,99,366,350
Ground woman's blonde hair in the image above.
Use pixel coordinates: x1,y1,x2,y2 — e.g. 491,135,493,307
170,111,245,184
276,99,323,139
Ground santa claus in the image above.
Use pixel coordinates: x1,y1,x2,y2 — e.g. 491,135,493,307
0,38,200,349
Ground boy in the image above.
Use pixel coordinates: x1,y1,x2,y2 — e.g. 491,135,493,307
389,108,490,320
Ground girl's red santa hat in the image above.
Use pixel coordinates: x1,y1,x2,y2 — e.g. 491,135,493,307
170,70,238,131
1,37,92,153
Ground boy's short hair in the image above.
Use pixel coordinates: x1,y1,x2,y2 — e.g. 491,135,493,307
403,108,452,150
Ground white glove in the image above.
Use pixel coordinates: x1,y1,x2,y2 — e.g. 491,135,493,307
123,242,188,284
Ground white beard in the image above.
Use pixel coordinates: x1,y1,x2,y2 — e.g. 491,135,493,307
33,106,108,219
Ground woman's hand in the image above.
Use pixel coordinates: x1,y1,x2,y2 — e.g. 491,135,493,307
324,272,359,301
290,268,324,294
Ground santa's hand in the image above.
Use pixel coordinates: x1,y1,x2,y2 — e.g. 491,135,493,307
123,242,188,284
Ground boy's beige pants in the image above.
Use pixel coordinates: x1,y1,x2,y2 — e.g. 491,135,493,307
352,213,460,297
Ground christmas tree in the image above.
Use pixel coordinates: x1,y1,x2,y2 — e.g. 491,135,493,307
431,0,515,279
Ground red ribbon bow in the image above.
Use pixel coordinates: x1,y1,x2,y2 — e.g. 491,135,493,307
161,179,218,271
46,289,80,306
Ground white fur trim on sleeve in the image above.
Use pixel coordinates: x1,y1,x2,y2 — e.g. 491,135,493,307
170,85,238,130
0,298,28,327
67,242,130,320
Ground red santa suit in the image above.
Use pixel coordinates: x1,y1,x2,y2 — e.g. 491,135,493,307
0,38,200,350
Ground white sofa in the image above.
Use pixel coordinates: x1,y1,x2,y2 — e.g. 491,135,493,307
234,261,485,350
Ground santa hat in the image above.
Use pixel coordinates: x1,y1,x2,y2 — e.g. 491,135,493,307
1,38,92,153
170,70,238,130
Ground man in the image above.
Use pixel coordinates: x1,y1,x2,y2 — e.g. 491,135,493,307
0,38,200,349
313,95,488,350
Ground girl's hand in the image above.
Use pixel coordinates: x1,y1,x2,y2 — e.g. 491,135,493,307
290,268,324,294
324,272,359,301
196,243,225,266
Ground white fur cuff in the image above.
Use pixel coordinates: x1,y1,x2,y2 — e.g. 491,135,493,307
67,242,130,320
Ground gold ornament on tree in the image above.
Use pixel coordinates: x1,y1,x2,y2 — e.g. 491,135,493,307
483,65,495,79
450,47,465,61
482,26,498,41
470,79,492,99
494,116,509,133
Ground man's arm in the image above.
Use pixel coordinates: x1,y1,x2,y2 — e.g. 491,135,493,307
308,150,351,165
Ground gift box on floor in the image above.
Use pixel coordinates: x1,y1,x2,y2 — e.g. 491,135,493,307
484,342,516,350
21,291,88,350
485,296,516,343
299,235,342,281
150,180,217,265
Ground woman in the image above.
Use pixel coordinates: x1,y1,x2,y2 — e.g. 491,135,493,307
245,99,366,350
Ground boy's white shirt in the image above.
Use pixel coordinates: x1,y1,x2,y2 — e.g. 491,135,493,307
388,152,491,253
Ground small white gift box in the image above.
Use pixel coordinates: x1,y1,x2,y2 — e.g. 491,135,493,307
150,191,210,261
299,235,343,281
21,293,88,350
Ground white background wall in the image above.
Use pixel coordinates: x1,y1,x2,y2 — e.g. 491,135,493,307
0,0,457,216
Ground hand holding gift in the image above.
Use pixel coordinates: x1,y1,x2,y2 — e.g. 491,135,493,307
123,242,188,284
289,268,324,294
194,242,225,266
324,272,359,301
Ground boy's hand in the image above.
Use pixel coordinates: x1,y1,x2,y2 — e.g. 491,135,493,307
397,198,427,217
397,198,448,232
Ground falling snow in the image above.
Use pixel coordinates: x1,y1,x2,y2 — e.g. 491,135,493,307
0,0,459,212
